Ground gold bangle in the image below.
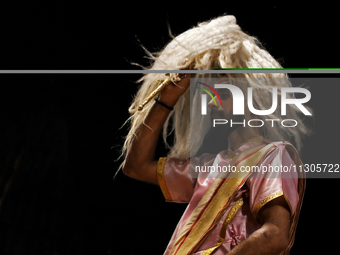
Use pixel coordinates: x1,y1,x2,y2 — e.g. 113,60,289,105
137,76,172,111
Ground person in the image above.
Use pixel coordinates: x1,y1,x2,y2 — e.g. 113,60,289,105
120,15,310,255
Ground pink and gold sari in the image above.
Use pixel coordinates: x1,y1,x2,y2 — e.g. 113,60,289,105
157,140,305,255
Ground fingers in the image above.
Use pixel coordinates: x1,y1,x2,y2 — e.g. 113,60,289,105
174,72,191,91
165,60,195,88
188,62,195,70
177,62,195,80
178,73,187,79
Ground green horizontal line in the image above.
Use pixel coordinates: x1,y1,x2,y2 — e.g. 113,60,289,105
308,68,340,70
214,68,340,70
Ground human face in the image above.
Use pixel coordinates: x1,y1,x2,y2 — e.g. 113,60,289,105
207,88,233,121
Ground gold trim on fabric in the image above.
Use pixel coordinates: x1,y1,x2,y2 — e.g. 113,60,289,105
167,141,305,255
202,197,244,255
283,193,294,217
169,143,276,255
157,157,173,202
253,190,284,220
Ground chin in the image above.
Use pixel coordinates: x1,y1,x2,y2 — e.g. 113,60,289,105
211,125,230,139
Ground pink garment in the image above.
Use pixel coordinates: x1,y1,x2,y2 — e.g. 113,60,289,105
160,141,300,255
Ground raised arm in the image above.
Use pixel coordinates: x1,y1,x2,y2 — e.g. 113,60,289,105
122,73,191,185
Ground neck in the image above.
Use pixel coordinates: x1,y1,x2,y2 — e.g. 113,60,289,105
228,126,262,151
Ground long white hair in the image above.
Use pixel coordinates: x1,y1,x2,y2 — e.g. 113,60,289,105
120,15,312,166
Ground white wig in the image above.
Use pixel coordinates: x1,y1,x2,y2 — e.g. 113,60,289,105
120,15,312,164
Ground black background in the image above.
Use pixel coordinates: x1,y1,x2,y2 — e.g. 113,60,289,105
0,2,339,254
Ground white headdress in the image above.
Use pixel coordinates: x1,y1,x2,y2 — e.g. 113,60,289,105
120,15,311,164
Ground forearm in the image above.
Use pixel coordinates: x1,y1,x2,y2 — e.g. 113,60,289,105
122,87,182,183
122,72,191,183
227,224,288,255
123,101,173,172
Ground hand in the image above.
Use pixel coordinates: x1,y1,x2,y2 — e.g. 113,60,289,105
159,64,194,106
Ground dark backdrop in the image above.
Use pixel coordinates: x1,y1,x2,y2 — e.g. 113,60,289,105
0,2,338,254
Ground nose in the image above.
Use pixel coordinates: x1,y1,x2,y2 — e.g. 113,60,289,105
207,95,222,110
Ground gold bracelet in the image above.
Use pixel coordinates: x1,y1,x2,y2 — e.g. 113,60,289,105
137,76,172,111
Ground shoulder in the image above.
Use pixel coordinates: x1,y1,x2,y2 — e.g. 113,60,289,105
267,140,301,162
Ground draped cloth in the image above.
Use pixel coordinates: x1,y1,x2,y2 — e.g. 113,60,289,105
157,140,305,255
